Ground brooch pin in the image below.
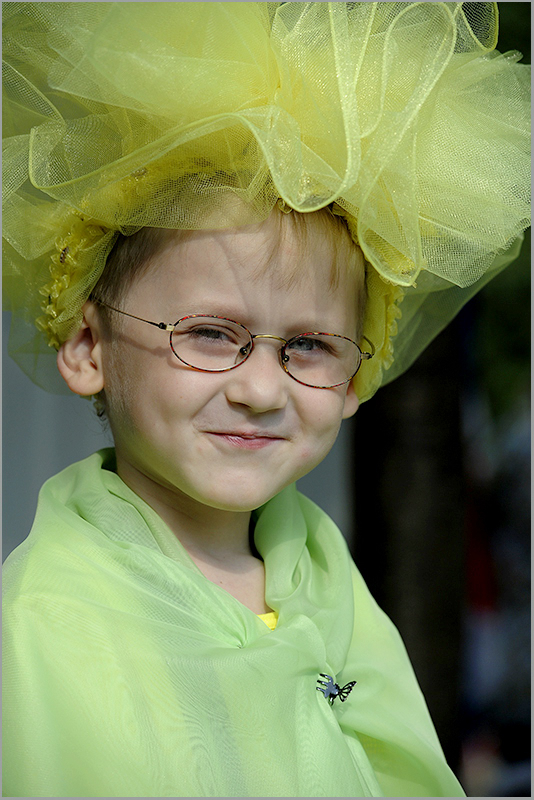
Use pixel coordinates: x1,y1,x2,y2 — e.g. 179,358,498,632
316,673,356,705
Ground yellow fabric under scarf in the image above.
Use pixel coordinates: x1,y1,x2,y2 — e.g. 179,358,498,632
258,610,279,630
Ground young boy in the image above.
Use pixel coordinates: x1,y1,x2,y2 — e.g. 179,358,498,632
3,2,529,797
58,210,363,613
3,207,466,798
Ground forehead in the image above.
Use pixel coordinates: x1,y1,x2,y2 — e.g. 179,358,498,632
148,208,360,289
126,209,364,333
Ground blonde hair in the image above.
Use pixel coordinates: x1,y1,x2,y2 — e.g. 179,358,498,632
91,205,367,340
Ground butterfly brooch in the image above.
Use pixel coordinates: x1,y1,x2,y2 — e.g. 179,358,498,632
316,673,356,706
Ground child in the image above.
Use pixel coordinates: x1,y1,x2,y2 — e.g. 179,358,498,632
2,3,529,797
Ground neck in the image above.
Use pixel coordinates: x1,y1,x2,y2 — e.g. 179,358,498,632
116,455,253,560
115,456,271,614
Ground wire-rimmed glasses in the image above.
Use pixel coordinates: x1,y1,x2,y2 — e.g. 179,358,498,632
94,301,375,389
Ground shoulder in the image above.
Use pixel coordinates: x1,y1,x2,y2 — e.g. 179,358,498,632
2,449,133,620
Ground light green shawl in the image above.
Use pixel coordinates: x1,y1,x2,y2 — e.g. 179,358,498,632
3,450,464,797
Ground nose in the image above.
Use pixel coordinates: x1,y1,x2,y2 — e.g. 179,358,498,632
224,337,289,413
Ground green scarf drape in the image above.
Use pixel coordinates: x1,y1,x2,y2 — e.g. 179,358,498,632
3,449,464,797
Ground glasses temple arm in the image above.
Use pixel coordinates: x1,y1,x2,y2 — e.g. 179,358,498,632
360,335,375,359
91,299,174,331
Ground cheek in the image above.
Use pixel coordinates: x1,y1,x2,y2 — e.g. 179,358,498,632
101,350,134,424
102,347,166,437
105,360,218,443
297,394,345,461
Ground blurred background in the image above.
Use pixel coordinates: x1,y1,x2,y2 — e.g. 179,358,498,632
2,3,530,797
349,7,531,795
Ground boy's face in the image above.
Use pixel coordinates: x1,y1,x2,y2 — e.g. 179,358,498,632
97,213,361,514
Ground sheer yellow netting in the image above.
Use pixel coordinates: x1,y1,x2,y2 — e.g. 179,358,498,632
2,2,530,400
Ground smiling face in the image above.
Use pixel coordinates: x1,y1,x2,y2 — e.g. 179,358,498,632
91,211,364,516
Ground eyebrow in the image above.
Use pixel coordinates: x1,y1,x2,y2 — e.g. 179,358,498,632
167,306,347,336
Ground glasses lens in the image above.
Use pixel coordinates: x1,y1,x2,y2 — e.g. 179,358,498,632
283,333,361,387
171,316,252,371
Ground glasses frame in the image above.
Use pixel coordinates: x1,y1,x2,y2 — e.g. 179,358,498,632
93,300,375,389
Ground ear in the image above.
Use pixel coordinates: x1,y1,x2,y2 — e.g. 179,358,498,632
57,302,105,396
341,379,360,419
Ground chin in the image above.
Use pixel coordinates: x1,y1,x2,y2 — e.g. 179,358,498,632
198,482,286,513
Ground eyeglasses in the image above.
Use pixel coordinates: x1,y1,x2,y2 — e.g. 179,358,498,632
94,301,374,389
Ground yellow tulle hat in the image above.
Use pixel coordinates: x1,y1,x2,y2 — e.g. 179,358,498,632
2,2,530,401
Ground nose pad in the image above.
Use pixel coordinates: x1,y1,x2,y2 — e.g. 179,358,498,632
224,336,290,411
238,342,252,359
252,334,289,371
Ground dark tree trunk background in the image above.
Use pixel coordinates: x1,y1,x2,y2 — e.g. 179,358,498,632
349,3,529,784
351,321,465,772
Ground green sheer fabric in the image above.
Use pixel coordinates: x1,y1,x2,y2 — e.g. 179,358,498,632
3,450,465,797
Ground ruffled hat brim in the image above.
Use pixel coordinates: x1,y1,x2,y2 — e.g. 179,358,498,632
2,2,530,399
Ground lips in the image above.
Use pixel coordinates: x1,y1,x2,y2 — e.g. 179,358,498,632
205,430,286,449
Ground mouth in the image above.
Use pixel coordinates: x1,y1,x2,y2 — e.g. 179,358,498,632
206,431,286,450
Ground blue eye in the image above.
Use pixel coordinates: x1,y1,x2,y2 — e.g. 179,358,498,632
189,326,233,342
288,336,333,354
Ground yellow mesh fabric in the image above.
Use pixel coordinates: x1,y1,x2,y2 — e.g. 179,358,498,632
2,2,530,400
